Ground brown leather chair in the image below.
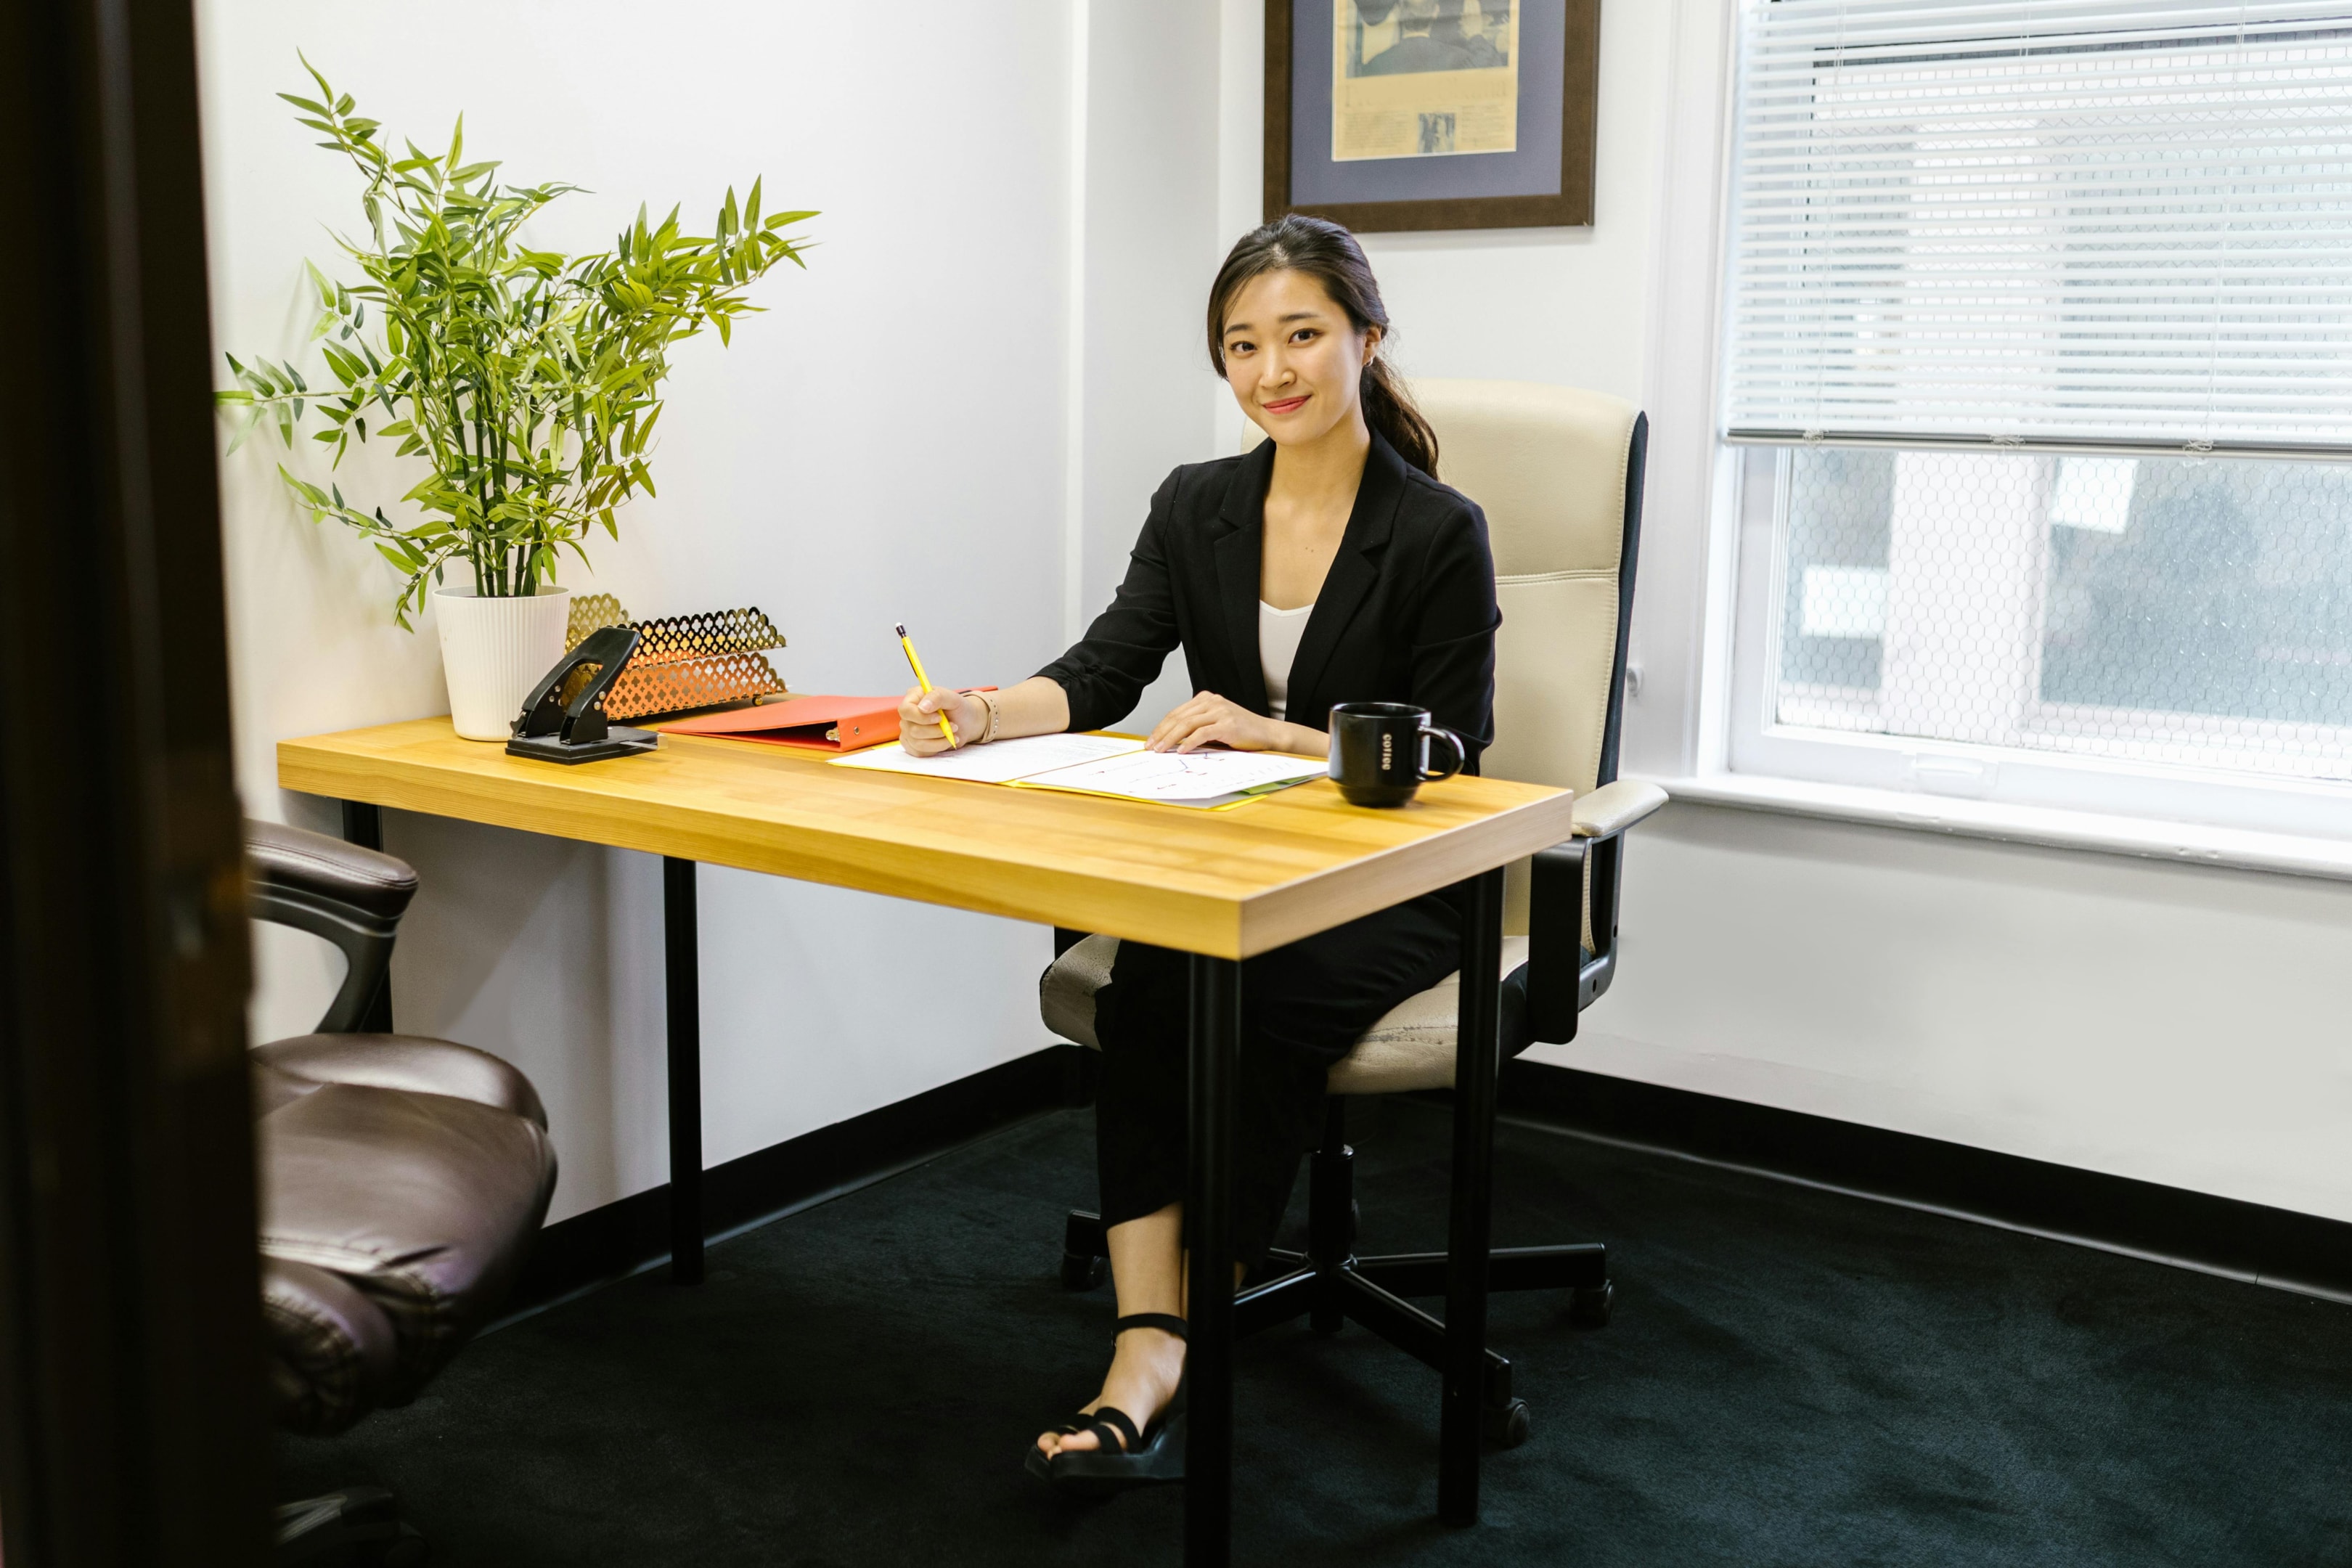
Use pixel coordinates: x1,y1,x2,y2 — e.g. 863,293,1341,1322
247,820,558,1562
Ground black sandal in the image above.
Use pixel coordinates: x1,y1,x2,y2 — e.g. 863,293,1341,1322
1024,1312,1188,1496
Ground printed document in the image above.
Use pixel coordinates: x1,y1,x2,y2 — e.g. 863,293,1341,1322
1013,748,1328,806
832,733,1328,807
831,732,1146,785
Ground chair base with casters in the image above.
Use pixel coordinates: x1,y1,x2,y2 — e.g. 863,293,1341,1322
1056,1094,1614,1450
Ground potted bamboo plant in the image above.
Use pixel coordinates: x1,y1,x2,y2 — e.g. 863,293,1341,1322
220,62,812,738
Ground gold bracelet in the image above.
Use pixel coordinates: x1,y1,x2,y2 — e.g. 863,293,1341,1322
975,688,1001,745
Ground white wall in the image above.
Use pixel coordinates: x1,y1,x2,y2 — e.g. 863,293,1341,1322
1075,3,1224,729
203,1,1086,1221
1217,0,2352,1225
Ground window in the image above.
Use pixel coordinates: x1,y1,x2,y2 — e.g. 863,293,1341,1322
1719,1,2352,836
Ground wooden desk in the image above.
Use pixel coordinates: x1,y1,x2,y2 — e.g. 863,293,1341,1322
279,719,1572,957
281,718,1577,1564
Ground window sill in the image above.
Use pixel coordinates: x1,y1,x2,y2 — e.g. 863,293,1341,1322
1652,772,2352,884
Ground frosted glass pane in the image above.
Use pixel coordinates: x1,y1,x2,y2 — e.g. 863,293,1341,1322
1773,446,2352,777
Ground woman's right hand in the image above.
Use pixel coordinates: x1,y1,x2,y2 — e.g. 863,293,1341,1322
898,685,990,756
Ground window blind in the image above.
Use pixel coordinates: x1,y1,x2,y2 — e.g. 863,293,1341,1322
1724,1,2352,454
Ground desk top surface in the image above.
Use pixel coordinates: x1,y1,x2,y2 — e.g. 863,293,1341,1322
279,719,1574,957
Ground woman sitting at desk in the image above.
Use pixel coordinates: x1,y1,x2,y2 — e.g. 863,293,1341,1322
896,214,1499,1495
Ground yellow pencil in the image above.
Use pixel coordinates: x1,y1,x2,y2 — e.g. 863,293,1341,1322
894,622,958,749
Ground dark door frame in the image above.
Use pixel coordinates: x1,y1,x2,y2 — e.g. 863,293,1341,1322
0,0,269,1561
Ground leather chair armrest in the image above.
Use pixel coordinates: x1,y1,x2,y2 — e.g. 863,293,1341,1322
1570,779,1669,841
245,820,418,1033
246,820,419,923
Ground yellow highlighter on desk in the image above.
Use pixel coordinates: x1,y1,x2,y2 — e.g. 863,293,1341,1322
894,622,958,749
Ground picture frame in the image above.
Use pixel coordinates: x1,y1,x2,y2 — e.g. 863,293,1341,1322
1265,0,1601,233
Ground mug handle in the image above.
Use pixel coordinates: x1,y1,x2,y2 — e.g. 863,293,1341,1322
1418,724,1466,783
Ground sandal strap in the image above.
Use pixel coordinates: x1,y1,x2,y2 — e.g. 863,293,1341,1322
1082,1405,1143,1454
1114,1312,1188,1342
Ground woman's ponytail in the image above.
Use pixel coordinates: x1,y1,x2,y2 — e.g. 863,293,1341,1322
1206,214,1440,479
1360,357,1440,478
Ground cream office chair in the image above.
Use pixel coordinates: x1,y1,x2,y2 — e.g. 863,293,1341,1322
1040,379,1666,1447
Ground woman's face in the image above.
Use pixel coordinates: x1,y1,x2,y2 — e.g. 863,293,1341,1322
1220,269,1380,448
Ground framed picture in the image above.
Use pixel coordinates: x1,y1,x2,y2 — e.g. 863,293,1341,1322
1265,0,1601,233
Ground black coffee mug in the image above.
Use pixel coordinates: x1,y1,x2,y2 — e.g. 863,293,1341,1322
1328,701,1466,807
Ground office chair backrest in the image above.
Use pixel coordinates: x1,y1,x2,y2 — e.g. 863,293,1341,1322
1238,380,1647,939
1243,379,1646,796
1408,379,1645,802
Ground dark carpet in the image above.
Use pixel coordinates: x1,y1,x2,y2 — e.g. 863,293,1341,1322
278,1098,2352,1567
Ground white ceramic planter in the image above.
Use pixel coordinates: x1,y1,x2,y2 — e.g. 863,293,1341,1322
434,586,573,740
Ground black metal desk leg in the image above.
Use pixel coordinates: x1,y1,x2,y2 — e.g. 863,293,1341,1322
1440,867,1506,1526
1185,955,1241,1568
338,802,395,1032
664,857,705,1285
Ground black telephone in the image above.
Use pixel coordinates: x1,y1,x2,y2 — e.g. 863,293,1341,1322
505,625,661,764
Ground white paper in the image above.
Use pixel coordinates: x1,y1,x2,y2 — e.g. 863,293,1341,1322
1016,748,1329,804
829,732,1147,785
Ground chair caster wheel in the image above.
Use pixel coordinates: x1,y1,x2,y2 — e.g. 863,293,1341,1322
1482,1398,1530,1449
362,1527,428,1568
1059,1250,1107,1291
1569,1279,1614,1328
276,1487,428,1566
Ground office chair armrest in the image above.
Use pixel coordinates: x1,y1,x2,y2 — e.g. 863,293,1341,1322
1570,779,1669,841
245,820,418,1034
1523,838,1585,1044
247,820,419,923
1524,784,1664,1044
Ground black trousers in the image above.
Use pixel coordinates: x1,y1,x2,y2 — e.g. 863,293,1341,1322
1092,893,1462,1268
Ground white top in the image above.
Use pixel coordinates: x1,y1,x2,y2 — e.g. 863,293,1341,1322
1259,600,1315,722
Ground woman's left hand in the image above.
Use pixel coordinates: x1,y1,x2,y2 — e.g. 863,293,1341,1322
1148,691,1298,754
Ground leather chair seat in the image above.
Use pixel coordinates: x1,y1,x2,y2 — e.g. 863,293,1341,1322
1042,932,1566,1093
256,1076,556,1432
253,1033,550,1126
262,1255,399,1437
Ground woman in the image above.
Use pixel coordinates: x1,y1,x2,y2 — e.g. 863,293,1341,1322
895,214,1499,1493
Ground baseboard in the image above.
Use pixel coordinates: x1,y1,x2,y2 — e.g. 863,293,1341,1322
1500,1058,2352,1303
501,1043,1092,1323
502,1047,2351,1318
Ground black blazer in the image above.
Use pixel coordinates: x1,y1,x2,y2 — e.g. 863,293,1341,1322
1037,433,1501,764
